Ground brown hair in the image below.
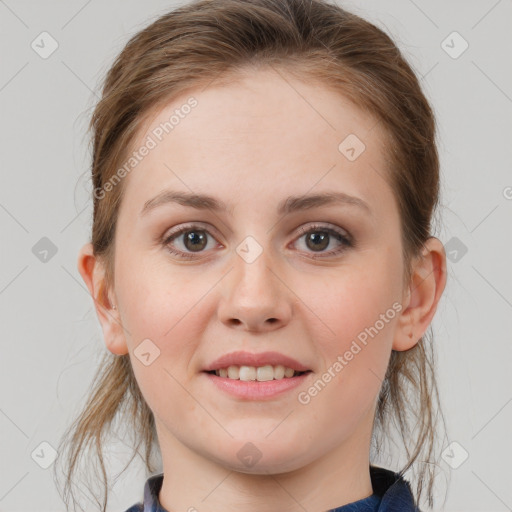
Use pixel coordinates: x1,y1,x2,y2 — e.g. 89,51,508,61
54,0,448,510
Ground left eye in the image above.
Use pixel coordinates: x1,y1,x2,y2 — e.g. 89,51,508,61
292,224,353,257
162,223,353,260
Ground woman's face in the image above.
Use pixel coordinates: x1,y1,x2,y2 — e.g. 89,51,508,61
105,68,410,473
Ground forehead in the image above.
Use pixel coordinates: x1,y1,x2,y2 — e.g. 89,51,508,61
138,67,381,144
120,67,393,218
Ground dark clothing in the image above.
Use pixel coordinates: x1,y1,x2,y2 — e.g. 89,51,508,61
124,465,419,512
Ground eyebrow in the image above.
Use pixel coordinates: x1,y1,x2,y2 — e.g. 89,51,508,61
140,190,372,217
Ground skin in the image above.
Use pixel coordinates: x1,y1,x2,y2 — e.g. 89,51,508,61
78,67,447,512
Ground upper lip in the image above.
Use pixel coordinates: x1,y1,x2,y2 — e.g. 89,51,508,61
203,351,311,372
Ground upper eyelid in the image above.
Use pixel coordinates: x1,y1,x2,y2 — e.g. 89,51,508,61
163,223,353,261
164,222,221,241
164,222,350,244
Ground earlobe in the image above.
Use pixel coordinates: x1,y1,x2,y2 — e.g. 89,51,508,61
77,243,129,356
393,237,447,351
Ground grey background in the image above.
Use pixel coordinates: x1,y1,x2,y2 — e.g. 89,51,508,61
1,0,511,511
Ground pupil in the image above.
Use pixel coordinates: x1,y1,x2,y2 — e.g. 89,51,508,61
186,231,206,251
307,232,328,251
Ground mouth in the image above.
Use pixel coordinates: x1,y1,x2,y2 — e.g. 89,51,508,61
204,365,312,381
202,360,313,400
202,350,312,380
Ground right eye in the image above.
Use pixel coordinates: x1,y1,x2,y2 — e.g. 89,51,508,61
162,224,220,259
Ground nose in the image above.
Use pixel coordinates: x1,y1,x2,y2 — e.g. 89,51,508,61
217,244,293,332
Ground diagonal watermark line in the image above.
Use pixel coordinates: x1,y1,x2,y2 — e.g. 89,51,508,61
472,0,503,30
268,62,337,131
163,162,231,234
368,366,384,385
407,0,439,29
61,0,93,29
421,61,439,82
470,204,499,233
471,265,512,309
471,470,511,510
0,0,28,28
60,265,90,295
265,409,295,438
0,472,29,501
201,470,234,502
472,61,512,105
410,265,436,297
0,265,28,295
0,408,29,438
60,203,89,233
0,62,29,92
162,367,234,438
266,163,337,235
266,472,308,512
266,266,336,336
158,165,336,340
198,67,236,96
60,265,132,336
163,267,234,337
0,203,29,233
61,60,100,99
471,396,512,439
288,0,331,56
55,342,92,407
367,162,387,184
73,477,104,510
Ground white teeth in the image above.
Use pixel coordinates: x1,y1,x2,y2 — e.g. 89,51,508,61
227,365,239,379
239,365,257,381
256,365,274,381
213,364,304,381
273,365,285,379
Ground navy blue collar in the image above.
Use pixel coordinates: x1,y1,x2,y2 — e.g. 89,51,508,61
125,465,420,512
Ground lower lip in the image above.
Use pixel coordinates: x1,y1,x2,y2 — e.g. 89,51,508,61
203,371,311,400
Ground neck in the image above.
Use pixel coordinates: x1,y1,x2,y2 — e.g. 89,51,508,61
156,408,376,512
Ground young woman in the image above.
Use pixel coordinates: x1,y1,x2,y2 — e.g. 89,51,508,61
54,0,448,510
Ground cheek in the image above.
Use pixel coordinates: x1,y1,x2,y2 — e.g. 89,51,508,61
300,262,398,402
115,261,218,405
301,296,394,440
117,251,208,340
307,262,400,345
119,267,207,424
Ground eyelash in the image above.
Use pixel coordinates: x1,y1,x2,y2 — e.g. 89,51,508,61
162,223,353,260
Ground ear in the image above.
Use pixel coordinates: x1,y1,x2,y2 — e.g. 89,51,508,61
77,243,129,355
393,237,447,351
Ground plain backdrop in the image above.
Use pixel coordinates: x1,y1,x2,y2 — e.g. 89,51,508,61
1,0,511,511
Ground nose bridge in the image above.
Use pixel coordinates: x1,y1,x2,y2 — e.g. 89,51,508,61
218,233,292,330
233,234,278,299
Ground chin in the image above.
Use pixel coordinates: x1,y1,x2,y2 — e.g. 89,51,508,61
204,435,315,475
